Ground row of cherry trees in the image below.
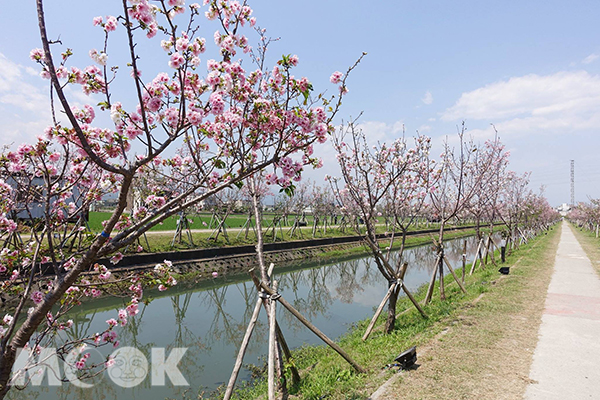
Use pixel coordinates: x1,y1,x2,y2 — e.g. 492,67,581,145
569,199,600,235
325,120,560,334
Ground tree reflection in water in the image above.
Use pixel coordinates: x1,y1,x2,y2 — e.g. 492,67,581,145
10,235,497,399
333,260,363,304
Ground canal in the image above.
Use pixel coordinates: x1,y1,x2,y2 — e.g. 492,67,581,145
10,234,497,399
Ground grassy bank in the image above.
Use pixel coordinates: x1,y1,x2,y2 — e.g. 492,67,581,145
316,226,487,260
85,211,464,253
88,211,316,232
87,212,446,233
568,221,600,276
223,224,559,400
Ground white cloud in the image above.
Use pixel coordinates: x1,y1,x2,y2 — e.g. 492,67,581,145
417,124,432,133
441,71,600,137
0,53,51,145
355,120,405,142
582,53,599,64
421,90,433,105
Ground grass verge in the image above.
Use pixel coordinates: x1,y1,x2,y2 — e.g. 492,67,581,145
568,221,600,276
314,227,489,263
225,223,560,400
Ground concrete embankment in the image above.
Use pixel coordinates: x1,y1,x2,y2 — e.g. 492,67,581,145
90,225,482,279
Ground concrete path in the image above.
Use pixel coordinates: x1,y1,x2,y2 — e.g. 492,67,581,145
524,223,600,399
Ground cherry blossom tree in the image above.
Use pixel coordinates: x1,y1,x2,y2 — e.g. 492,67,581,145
306,181,336,237
425,123,505,302
495,171,532,253
496,178,559,252
568,200,600,234
0,0,353,396
328,120,429,336
463,134,510,270
379,134,435,330
464,134,509,240
520,190,560,236
382,134,435,256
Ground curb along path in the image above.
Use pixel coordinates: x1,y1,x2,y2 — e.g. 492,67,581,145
525,223,600,399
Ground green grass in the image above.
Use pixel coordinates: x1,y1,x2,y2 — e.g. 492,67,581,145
87,212,320,232
83,212,466,254
129,225,481,255
317,227,486,260
568,221,600,276
87,211,460,233
224,224,559,400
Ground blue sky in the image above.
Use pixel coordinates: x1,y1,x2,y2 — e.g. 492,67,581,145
1,1,600,205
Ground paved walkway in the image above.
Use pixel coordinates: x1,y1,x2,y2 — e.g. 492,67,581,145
525,223,600,399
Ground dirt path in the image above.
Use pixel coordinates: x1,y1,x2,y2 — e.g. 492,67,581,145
372,225,561,400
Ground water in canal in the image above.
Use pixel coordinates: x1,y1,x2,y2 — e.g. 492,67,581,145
10,234,498,399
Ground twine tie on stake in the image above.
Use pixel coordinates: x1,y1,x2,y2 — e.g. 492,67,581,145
269,292,281,301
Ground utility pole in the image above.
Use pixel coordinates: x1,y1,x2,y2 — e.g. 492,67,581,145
570,160,575,206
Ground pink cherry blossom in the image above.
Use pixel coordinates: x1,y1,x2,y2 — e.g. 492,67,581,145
110,253,123,265
104,15,118,32
168,52,185,69
29,48,44,62
330,71,343,84
30,291,44,305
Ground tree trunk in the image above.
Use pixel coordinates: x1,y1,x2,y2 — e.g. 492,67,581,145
384,284,400,334
384,262,407,333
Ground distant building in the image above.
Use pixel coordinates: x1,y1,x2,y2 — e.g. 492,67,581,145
556,203,571,216
2,173,85,220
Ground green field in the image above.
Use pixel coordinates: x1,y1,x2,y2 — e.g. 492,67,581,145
83,211,451,253
87,211,317,232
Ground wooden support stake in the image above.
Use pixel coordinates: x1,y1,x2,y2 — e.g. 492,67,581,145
266,262,300,385
400,280,428,318
395,306,413,319
462,240,467,284
483,235,491,265
443,256,467,294
268,262,275,278
250,272,367,374
469,238,484,275
362,282,397,341
223,295,263,400
264,263,300,385
424,255,441,305
438,254,446,300
367,263,411,336
398,262,408,281
486,236,498,267
268,281,278,400
275,323,300,386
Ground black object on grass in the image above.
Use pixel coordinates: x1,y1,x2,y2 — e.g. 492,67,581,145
394,346,417,370
499,267,510,275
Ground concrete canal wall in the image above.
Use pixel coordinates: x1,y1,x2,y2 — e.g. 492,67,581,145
96,225,483,279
